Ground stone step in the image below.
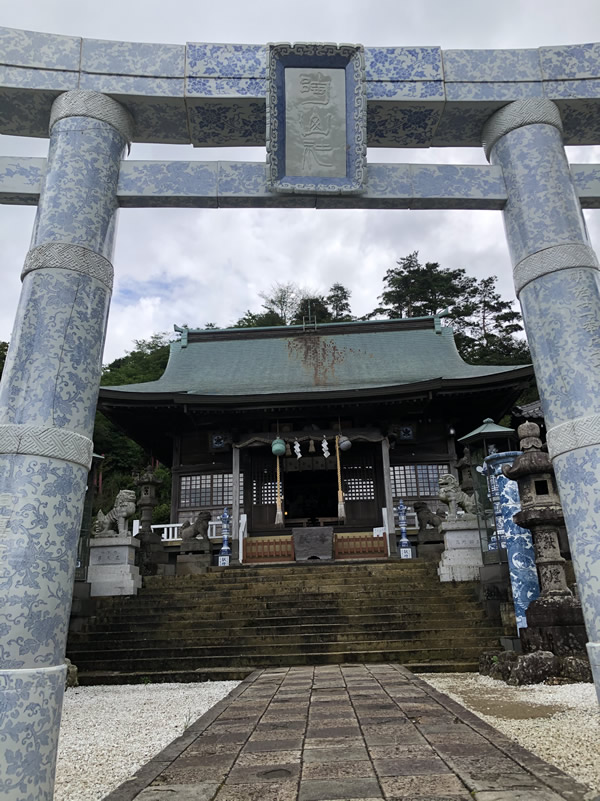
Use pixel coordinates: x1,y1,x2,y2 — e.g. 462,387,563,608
126,581,477,596
91,597,482,617
71,617,496,641
78,613,490,637
76,660,478,686
70,625,503,650
107,592,479,610
71,645,494,672
70,561,493,682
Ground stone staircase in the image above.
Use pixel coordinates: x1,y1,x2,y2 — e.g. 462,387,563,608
67,560,502,684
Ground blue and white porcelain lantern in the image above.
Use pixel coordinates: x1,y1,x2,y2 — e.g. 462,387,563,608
219,507,232,566
397,499,412,559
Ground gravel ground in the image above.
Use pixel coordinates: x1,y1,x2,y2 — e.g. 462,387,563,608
54,681,239,801
423,673,600,794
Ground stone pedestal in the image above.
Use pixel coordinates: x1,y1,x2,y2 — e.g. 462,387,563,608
88,536,142,596
437,519,483,582
293,527,333,561
520,595,588,657
176,537,212,575
176,552,211,575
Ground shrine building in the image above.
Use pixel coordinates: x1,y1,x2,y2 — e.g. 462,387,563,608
99,315,532,557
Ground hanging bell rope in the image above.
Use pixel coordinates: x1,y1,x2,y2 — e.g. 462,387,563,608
275,453,284,528
335,435,346,522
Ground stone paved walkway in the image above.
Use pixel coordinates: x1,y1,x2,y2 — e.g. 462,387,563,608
103,664,590,801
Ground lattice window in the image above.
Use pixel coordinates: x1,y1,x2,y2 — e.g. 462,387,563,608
251,461,279,505
180,473,243,508
342,463,375,501
390,464,449,498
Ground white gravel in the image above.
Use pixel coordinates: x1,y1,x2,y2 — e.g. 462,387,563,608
54,681,239,801
423,673,600,794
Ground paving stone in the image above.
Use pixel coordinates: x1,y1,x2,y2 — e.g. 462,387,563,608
367,744,432,760
465,771,560,793
152,763,230,784
244,737,304,752
305,725,361,739
138,782,220,800
380,774,469,797
182,737,242,757
302,760,376,779
433,742,499,757
252,721,306,736
303,737,365,750
236,750,302,767
373,757,451,776
298,777,383,801
214,781,298,801
472,792,565,801
302,746,369,764
226,763,300,784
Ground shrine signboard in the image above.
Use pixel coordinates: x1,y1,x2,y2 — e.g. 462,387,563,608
266,43,367,194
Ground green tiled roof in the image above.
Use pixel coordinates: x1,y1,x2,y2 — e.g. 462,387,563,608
102,318,529,398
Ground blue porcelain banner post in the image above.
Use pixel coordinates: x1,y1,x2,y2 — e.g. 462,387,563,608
0,90,132,799
484,452,540,630
483,98,600,700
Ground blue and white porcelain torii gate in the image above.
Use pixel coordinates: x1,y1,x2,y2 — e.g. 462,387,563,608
3,27,600,797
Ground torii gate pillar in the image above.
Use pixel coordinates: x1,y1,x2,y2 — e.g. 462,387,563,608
0,90,131,800
484,98,600,700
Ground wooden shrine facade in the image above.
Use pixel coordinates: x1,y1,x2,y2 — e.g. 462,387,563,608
98,317,533,543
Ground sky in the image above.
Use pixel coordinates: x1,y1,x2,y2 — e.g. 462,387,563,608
2,0,600,362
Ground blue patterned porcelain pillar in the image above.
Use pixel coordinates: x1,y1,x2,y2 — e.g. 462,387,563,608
483,99,600,700
484,452,540,631
0,90,132,799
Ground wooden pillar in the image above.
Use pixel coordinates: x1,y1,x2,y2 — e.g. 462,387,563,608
231,445,241,563
381,438,397,557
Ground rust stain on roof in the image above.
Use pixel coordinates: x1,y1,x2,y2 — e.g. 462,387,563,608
287,334,370,386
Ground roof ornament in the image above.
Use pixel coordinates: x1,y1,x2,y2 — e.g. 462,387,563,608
174,324,188,348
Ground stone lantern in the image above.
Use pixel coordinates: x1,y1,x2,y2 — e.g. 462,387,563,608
135,465,165,576
458,418,517,560
502,422,569,597
503,422,587,657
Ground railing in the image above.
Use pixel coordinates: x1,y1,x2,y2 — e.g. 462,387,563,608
151,523,182,541
151,513,248,544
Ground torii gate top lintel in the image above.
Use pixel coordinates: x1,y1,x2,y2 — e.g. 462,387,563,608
2,26,600,148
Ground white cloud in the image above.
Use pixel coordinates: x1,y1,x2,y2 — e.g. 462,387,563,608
2,1,600,362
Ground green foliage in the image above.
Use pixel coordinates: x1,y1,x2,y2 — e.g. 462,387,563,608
372,252,531,366
234,309,286,328
235,282,354,328
258,281,303,325
327,283,353,321
101,332,170,386
291,296,333,325
0,341,8,376
94,334,173,514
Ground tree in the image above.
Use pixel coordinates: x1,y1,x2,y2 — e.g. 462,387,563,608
371,251,477,320
291,296,333,325
234,309,286,328
101,333,171,386
259,282,303,325
372,252,530,366
95,333,172,513
0,341,8,376
326,283,353,321
455,276,530,365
